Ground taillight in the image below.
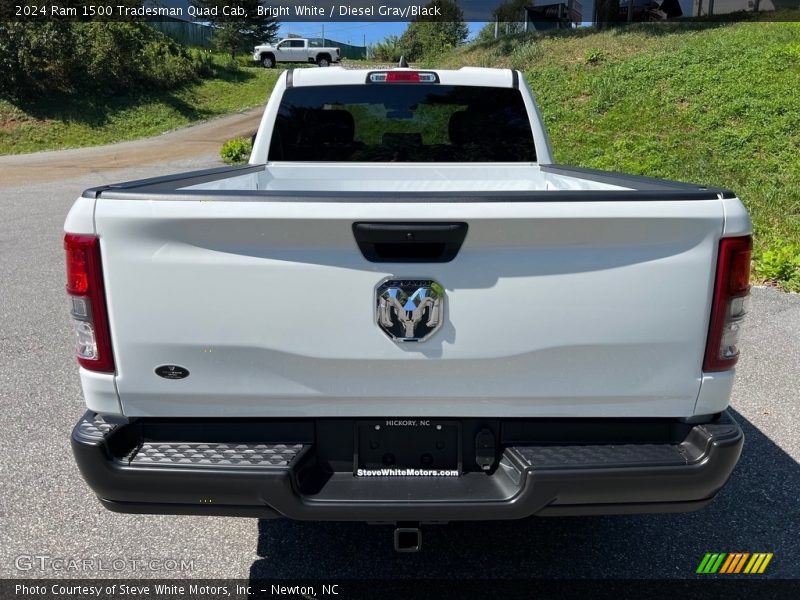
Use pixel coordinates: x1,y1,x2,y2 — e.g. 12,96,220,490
367,71,439,83
64,234,114,372
704,235,752,372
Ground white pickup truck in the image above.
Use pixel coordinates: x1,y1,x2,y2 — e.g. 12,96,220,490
253,38,341,68
67,66,749,551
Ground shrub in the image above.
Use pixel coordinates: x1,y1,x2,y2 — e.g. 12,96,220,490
220,137,252,164
755,244,800,292
372,36,403,63
76,23,200,94
397,0,468,61
187,49,217,79
510,42,542,70
584,49,607,65
0,22,203,99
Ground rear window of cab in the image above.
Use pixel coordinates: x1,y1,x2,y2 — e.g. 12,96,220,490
268,84,536,162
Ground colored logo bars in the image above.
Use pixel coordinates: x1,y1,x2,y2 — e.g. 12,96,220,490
696,553,773,574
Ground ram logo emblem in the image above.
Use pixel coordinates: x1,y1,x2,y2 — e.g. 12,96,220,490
376,280,444,342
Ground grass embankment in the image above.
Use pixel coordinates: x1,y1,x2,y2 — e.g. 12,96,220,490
0,56,280,155
435,14,800,290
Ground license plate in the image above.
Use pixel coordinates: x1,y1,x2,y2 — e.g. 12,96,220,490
355,419,461,475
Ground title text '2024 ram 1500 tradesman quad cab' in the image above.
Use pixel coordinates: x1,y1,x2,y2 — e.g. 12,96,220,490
67,66,749,551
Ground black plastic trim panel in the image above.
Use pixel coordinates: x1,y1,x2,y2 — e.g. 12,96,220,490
540,164,735,197
71,411,744,521
93,189,734,203
352,222,468,263
81,164,263,198
82,164,735,201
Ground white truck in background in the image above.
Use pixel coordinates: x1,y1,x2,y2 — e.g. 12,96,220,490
253,38,341,68
66,66,749,552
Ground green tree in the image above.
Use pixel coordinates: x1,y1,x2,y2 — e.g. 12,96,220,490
190,0,279,61
371,35,403,62
398,0,469,61
0,21,200,99
475,22,497,43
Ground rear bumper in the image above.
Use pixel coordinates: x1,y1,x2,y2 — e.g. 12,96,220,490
72,411,743,521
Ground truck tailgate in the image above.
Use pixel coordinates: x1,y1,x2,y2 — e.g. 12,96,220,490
95,198,722,418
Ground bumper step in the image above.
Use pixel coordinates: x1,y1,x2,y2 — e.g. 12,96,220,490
128,442,304,468
510,443,690,469
72,411,744,521
74,413,119,442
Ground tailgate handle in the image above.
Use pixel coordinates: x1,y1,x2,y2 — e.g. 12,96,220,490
352,222,468,263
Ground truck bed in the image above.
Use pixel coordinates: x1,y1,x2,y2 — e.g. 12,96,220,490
83,163,734,199
69,162,745,420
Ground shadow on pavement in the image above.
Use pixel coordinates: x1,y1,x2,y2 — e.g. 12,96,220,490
249,409,797,579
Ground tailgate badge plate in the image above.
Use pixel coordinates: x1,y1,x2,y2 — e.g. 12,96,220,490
376,279,444,342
